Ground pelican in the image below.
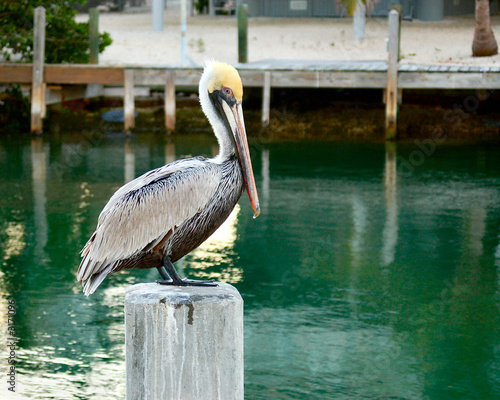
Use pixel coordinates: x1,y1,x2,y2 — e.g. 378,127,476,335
77,61,260,296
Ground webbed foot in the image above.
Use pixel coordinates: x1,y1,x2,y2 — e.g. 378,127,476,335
156,278,217,287
156,257,218,287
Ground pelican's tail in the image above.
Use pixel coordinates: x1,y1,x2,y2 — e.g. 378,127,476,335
81,264,114,297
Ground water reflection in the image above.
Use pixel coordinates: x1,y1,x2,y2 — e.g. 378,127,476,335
185,205,242,283
0,137,499,400
261,148,270,210
31,138,48,261
496,232,500,265
349,194,368,268
124,139,135,183
165,142,176,165
382,142,398,267
1,222,26,261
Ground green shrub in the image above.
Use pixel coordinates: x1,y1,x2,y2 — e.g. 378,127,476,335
0,0,112,63
0,1,113,133
0,85,30,133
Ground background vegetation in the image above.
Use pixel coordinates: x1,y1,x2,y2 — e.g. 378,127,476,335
0,0,112,63
0,0,112,133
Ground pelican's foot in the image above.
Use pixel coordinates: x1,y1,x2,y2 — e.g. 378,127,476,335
156,278,218,287
156,259,218,287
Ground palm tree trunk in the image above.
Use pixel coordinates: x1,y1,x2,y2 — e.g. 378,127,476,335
472,0,498,57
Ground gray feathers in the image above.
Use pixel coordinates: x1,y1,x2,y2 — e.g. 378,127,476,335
78,61,254,296
77,157,243,296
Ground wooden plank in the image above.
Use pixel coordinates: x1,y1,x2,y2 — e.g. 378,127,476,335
265,71,387,88
399,72,500,89
319,71,387,88
0,64,124,84
2,62,500,106
0,64,32,83
165,71,176,132
261,71,271,127
407,64,423,72
124,69,135,131
45,65,124,84
469,66,482,73
365,62,387,71
385,10,400,140
102,87,150,97
134,69,200,86
240,70,268,87
45,85,93,105
31,7,46,135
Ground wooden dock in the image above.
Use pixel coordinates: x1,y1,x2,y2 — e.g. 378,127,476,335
2,59,500,134
1,8,499,137
3,61,499,88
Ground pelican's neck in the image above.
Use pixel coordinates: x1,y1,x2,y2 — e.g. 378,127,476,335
199,83,235,165
211,120,235,164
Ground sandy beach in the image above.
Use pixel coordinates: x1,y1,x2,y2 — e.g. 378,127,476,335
76,5,500,68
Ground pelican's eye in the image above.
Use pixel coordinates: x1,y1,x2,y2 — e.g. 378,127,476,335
222,87,233,97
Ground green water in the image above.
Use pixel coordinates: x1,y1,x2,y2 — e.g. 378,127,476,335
0,133,499,400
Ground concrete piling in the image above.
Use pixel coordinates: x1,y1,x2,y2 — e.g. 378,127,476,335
125,282,244,400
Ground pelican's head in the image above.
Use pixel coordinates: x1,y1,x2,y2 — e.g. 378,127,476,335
199,61,260,218
205,62,243,104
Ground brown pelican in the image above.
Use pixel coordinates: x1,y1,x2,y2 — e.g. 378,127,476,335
77,61,260,296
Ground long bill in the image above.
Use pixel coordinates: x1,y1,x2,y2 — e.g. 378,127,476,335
227,103,261,218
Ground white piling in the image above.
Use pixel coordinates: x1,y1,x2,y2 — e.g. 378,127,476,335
125,282,244,400
152,0,164,32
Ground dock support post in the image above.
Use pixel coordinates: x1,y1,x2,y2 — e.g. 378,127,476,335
125,283,244,400
262,71,271,127
165,71,176,132
124,69,135,131
89,8,99,64
238,3,248,63
385,9,400,140
31,6,46,135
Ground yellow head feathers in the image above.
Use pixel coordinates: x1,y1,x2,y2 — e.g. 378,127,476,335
205,61,243,103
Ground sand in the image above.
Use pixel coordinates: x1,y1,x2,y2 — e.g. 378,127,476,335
76,5,500,67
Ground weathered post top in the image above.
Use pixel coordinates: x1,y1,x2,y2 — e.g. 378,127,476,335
125,282,244,400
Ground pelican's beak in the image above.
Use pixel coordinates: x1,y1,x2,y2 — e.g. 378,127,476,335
222,102,261,218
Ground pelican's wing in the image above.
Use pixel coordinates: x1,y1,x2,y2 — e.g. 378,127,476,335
77,158,220,286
